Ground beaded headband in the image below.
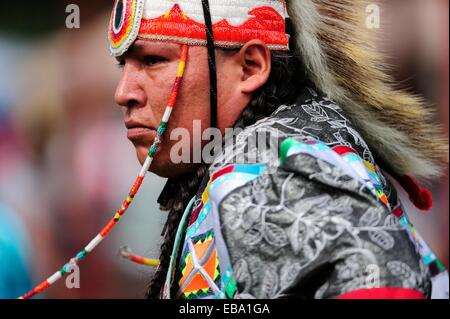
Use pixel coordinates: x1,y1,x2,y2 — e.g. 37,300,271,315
108,0,290,57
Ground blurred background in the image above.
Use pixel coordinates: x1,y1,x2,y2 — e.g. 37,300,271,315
0,0,448,298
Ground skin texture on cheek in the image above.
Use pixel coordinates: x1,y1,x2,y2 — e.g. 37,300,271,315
155,48,253,177
117,42,250,178
128,61,176,168
141,46,213,177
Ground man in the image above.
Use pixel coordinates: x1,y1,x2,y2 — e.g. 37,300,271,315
110,0,448,299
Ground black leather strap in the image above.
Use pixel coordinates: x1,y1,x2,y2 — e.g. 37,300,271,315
201,0,218,129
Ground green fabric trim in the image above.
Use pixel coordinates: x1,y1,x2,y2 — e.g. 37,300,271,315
279,138,300,165
163,196,196,299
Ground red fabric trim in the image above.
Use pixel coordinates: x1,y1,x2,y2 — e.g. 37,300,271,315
212,165,234,182
336,287,425,299
188,202,204,226
332,145,358,156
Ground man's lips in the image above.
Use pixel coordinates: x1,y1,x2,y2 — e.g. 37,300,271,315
125,120,156,141
127,127,156,139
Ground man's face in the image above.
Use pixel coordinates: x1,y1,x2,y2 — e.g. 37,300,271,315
115,40,250,177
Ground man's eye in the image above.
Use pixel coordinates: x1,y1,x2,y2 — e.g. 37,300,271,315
143,56,166,66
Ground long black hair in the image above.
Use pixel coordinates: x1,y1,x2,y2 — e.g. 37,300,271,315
145,21,307,298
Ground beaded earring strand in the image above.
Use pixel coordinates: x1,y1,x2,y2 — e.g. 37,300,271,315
19,45,189,299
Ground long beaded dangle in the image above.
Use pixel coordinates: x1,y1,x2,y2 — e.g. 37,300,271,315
19,45,189,299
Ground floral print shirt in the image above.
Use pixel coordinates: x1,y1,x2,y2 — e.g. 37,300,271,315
162,87,445,299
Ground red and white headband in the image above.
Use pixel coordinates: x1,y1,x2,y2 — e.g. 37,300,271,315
108,0,290,57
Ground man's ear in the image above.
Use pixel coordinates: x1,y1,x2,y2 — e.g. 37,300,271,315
237,40,271,94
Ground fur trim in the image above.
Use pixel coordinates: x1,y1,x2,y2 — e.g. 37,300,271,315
287,0,448,178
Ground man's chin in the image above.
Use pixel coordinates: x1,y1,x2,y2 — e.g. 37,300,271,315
135,148,171,177
135,147,150,165
134,146,199,178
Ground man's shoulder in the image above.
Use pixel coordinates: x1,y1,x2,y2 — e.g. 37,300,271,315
211,87,381,180
214,143,429,298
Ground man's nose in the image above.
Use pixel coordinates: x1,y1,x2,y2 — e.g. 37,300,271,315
114,64,146,109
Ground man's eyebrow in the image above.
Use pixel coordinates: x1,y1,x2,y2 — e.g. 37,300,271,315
131,40,178,52
118,41,177,59
129,42,147,52
116,43,145,59
125,43,140,54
